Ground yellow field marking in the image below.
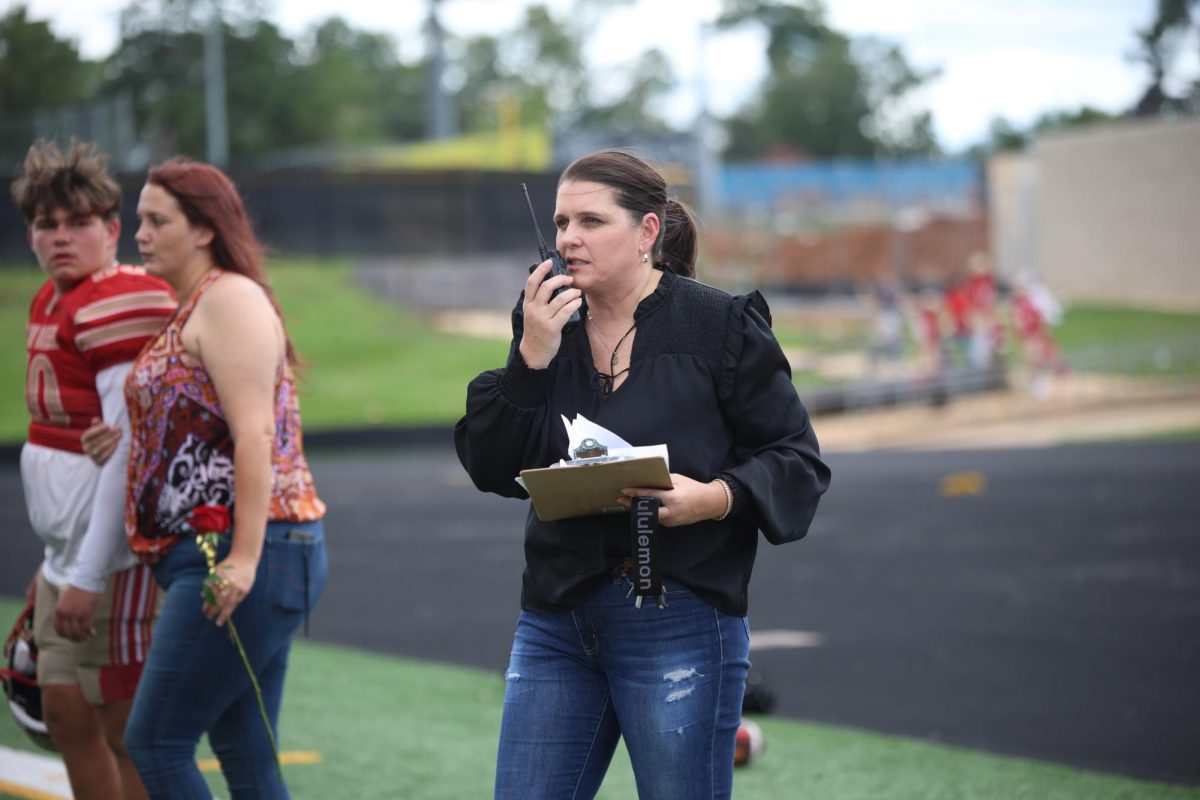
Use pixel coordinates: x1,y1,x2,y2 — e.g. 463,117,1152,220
940,471,987,496
0,779,66,800
0,745,322,798
196,749,323,772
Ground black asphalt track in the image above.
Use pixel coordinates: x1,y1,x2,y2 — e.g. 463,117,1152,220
2,440,1197,785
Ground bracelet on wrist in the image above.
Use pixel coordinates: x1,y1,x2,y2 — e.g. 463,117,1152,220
714,478,734,521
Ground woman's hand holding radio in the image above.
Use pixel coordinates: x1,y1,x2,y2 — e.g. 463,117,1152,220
519,258,582,369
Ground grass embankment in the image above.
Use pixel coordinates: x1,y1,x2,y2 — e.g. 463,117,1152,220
2,262,1198,443
1052,305,1200,352
269,261,509,429
0,266,42,443
0,260,509,443
1,596,1195,799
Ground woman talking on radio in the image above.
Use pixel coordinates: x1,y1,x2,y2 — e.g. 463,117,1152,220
455,149,830,800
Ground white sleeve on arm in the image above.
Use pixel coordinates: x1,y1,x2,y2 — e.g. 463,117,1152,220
69,362,136,592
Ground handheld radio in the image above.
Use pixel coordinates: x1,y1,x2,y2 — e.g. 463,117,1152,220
521,183,580,323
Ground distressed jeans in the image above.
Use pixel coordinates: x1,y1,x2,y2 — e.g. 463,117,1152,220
125,520,327,799
495,572,751,800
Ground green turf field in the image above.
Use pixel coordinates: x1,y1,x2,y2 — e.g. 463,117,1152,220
1,595,1196,799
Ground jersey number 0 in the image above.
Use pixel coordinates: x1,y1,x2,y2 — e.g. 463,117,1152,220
26,354,69,425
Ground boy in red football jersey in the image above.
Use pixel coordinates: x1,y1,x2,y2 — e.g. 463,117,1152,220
12,140,175,800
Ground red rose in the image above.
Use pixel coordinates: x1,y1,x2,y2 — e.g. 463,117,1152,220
188,505,230,534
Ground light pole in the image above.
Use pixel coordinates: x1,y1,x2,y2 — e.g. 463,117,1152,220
203,0,229,166
694,21,721,218
425,0,456,140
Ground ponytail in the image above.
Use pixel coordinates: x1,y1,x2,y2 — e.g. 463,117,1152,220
656,198,698,278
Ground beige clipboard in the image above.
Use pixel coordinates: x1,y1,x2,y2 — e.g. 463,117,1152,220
520,456,672,522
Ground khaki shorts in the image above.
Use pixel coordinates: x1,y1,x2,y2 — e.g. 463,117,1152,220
34,564,161,706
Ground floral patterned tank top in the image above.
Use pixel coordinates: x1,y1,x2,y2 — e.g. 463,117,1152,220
125,270,325,563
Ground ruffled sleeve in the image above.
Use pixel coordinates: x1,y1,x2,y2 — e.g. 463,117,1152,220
716,292,831,544
454,295,555,499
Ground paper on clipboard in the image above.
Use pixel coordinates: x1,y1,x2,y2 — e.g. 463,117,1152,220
516,414,672,522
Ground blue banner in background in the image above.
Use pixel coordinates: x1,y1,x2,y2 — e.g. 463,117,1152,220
720,160,982,213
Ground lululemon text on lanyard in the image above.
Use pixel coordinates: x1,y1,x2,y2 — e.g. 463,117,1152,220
631,496,667,608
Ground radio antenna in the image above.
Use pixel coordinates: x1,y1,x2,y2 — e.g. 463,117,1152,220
521,183,552,262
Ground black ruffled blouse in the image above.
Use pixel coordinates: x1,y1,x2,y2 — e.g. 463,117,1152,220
454,268,831,616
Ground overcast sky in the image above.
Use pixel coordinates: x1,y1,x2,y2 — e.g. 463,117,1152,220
14,0,1198,151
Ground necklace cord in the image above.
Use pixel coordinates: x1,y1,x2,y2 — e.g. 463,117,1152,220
585,266,656,396
588,318,636,396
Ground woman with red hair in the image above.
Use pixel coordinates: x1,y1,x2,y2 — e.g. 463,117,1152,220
100,158,327,798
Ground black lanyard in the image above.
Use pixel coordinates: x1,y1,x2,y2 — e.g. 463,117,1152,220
630,496,666,608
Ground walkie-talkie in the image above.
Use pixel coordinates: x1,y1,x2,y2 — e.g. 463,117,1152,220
522,183,580,323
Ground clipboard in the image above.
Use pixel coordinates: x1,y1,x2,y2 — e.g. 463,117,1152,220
520,456,672,522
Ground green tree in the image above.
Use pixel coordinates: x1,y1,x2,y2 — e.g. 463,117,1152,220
0,6,93,114
717,0,939,159
102,20,288,161
726,33,873,159
1030,106,1119,135
103,1,306,161
451,0,669,136
970,106,1120,156
503,3,590,126
1132,0,1198,115
973,116,1029,155
450,33,526,133
102,2,428,162
0,6,96,158
295,17,426,145
855,37,940,156
718,0,830,73
575,48,676,132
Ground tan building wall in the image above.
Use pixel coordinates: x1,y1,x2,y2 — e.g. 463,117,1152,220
989,116,1200,310
986,152,1037,285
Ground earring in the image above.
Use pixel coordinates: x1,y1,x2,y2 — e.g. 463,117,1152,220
642,252,649,264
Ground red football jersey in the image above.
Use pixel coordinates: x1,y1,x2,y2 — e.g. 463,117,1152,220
1012,290,1045,339
964,272,997,314
26,264,176,453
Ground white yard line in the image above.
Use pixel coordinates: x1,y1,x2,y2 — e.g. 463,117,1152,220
749,629,824,650
0,745,70,799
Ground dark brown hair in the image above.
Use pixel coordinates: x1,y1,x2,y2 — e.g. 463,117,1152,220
147,158,297,364
11,139,122,223
559,149,698,278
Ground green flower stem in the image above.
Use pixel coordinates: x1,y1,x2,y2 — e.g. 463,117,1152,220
224,616,282,780
196,533,283,781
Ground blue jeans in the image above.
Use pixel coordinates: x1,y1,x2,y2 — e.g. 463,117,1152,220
126,520,327,799
495,572,751,800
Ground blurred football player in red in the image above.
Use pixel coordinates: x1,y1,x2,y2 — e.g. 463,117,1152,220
12,140,175,800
